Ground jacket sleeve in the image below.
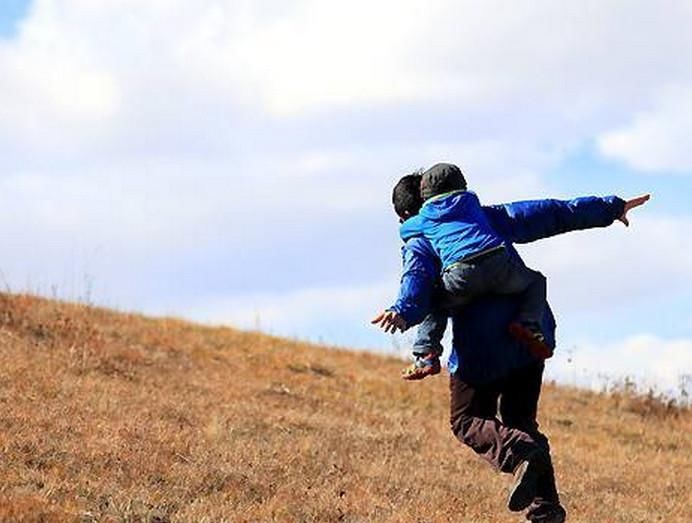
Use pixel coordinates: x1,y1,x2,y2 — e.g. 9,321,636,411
483,195,626,244
388,238,439,328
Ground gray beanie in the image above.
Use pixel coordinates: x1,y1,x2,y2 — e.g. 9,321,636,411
420,163,467,201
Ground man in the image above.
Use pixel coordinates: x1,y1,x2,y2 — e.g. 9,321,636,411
372,172,649,521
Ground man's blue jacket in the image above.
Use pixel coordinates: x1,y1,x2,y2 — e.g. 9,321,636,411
391,196,626,384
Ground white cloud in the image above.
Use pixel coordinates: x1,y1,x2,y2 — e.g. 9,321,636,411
517,212,692,394
519,214,692,311
3,1,691,137
0,2,120,147
182,281,398,351
218,0,430,115
547,334,692,397
598,85,692,173
1,0,691,185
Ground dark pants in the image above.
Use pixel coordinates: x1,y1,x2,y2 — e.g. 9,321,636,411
443,247,546,325
412,249,547,358
449,361,563,519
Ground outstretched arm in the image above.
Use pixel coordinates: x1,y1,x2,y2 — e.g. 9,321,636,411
371,238,439,333
483,194,650,244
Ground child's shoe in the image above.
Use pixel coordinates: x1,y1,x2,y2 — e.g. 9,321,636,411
401,353,441,380
508,321,553,360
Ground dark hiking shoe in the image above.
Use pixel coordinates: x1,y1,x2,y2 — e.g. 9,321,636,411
527,505,566,522
509,322,553,360
401,354,441,380
508,452,549,512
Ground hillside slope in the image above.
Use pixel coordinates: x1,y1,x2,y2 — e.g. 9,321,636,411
0,293,689,522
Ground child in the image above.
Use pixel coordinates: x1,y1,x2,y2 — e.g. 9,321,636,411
375,163,551,379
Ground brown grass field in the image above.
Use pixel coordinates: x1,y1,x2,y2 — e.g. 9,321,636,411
0,293,690,522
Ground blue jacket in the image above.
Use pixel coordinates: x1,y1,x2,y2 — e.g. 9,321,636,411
400,190,503,269
391,195,626,384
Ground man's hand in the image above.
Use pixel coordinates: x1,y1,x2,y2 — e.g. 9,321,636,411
618,194,651,227
371,310,407,333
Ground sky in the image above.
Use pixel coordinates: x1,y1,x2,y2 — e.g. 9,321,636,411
1,0,691,398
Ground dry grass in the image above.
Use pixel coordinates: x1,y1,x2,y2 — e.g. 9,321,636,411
0,293,690,522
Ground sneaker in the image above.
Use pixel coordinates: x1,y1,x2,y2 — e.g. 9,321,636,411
509,322,553,360
508,451,549,512
401,354,441,380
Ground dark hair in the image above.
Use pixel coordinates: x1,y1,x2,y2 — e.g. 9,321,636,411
420,163,467,201
392,171,424,219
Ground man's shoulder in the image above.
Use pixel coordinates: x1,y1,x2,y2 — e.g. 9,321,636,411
399,214,426,241
461,190,485,210
402,234,436,258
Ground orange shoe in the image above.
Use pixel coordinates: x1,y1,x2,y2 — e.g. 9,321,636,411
509,322,553,360
401,354,441,380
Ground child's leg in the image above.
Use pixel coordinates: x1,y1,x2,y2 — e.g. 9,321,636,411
412,280,471,358
402,306,446,380
481,251,552,358
401,351,441,380
403,286,455,380
440,251,547,324
440,262,479,306
412,309,447,358
505,264,546,325
482,251,547,325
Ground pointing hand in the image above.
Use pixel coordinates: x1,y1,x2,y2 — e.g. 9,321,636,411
618,194,651,227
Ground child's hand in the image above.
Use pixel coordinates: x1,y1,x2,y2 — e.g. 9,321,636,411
370,310,407,333
618,194,650,227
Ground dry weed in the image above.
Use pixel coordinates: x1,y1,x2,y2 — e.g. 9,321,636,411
0,293,689,522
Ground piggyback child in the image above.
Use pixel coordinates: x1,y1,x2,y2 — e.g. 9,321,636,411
377,163,552,379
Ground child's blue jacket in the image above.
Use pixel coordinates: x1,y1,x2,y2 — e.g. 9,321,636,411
391,195,625,384
400,190,504,269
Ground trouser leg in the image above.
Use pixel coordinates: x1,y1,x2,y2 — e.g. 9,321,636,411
412,310,447,357
513,267,547,324
449,373,545,474
412,282,472,358
444,252,547,324
483,252,547,324
499,362,563,516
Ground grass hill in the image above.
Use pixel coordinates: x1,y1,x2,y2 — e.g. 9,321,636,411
0,293,689,522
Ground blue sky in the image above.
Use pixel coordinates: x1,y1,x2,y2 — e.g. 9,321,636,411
0,1,29,38
1,1,691,396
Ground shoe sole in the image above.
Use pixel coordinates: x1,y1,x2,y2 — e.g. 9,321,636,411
508,456,546,512
508,323,553,360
